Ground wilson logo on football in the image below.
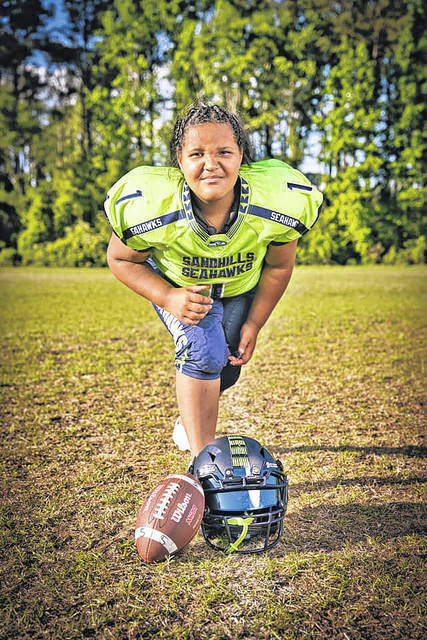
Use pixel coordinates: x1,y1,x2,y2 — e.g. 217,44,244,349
171,492,192,523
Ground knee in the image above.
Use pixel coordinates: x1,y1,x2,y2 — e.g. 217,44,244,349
193,324,229,375
178,323,230,379
220,363,241,392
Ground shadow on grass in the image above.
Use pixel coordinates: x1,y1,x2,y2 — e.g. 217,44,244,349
290,474,426,496
280,500,426,553
176,498,426,561
275,444,427,458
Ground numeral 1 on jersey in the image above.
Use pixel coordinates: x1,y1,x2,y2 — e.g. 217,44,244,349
287,182,313,193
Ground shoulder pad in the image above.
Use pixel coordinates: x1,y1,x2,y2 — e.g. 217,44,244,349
104,166,184,242
240,160,323,235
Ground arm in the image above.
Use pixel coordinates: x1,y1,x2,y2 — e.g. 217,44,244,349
106,233,213,325
228,239,298,366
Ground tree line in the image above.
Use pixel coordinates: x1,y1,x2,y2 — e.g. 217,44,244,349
0,0,425,266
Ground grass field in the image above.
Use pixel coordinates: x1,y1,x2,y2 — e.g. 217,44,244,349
0,265,426,640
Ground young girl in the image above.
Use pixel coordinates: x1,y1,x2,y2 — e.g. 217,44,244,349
105,103,322,460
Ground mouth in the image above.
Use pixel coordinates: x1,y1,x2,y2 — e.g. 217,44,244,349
201,175,223,181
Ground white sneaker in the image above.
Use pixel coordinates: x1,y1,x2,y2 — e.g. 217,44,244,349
173,417,190,451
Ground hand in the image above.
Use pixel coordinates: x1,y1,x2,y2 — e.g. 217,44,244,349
228,320,260,366
163,285,213,325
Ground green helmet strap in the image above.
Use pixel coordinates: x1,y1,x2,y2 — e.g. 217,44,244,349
225,516,255,554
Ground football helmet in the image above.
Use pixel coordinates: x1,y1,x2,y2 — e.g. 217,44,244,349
193,435,288,554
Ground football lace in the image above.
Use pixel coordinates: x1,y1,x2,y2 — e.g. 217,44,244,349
152,482,180,520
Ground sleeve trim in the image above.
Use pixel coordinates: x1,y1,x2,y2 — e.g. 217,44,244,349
247,204,309,235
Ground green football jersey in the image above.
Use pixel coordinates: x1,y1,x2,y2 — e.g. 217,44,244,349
104,159,323,297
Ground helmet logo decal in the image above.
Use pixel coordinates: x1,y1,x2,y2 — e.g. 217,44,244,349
228,435,250,469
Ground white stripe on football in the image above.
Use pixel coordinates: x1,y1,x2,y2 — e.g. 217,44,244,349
135,526,178,554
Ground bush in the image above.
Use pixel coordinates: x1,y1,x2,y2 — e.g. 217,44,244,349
383,236,426,264
0,247,21,266
20,222,108,267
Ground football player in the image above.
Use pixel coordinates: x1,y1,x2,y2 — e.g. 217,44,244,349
105,102,322,459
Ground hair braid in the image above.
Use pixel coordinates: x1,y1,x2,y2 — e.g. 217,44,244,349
169,101,253,167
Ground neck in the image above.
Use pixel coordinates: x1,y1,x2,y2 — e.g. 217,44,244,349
194,190,235,222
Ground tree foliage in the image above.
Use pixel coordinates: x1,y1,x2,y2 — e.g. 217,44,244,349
0,0,425,266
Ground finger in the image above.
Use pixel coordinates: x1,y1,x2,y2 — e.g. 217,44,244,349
188,284,211,289
190,293,213,305
189,302,212,314
185,307,210,321
237,341,248,359
188,285,212,294
231,337,253,364
182,314,202,326
228,348,246,366
187,286,213,303
241,352,252,364
228,355,247,366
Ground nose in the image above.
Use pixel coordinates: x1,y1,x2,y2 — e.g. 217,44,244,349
203,154,219,171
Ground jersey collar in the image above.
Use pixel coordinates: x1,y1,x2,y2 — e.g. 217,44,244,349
182,176,250,243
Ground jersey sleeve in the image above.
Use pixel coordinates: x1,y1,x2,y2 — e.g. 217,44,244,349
240,159,323,245
271,180,323,244
103,166,184,252
104,171,151,251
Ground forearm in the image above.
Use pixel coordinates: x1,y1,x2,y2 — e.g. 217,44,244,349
107,234,213,325
246,262,294,329
108,255,173,308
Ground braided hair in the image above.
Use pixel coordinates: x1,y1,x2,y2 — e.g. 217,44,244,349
169,102,253,167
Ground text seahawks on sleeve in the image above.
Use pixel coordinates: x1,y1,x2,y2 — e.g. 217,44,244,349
104,160,323,297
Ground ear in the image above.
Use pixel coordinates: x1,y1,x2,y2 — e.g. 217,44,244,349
176,151,183,170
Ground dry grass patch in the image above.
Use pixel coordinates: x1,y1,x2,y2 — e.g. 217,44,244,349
0,266,426,639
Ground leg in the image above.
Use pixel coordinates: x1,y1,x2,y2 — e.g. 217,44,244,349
152,298,229,456
220,286,258,392
176,372,221,458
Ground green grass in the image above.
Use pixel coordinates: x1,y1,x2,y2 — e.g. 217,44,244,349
0,265,426,640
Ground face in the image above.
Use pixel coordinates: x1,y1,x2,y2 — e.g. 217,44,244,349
177,122,243,208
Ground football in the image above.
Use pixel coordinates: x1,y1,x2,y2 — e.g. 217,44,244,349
135,473,205,562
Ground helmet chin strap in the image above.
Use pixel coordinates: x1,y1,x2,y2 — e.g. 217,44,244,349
225,516,255,554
